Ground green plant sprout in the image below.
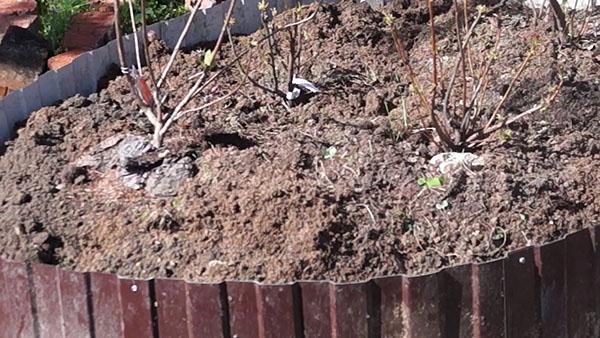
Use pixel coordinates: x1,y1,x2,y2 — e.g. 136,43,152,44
38,0,89,53
417,176,443,188
322,146,337,160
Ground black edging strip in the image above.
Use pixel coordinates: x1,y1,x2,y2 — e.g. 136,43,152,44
219,282,232,338
367,281,382,338
84,272,97,338
148,279,160,338
292,283,305,338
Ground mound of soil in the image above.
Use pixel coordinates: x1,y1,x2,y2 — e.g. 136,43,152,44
0,0,599,283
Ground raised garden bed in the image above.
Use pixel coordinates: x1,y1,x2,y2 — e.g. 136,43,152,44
0,0,600,336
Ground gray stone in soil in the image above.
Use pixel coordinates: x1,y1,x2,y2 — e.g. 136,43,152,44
74,134,195,195
118,135,152,165
145,157,195,197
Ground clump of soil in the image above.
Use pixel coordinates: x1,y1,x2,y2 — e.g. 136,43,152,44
0,0,599,283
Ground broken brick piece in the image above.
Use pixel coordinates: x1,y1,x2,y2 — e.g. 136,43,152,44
63,10,115,51
47,49,85,70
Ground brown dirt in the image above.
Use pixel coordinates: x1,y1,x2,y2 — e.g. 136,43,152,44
1,0,599,283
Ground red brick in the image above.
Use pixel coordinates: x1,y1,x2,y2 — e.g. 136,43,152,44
0,0,37,16
47,49,85,70
0,0,38,37
63,10,115,51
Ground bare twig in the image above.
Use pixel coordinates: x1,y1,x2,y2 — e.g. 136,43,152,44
548,0,568,42
442,9,483,118
140,0,161,122
261,11,280,91
428,0,438,99
113,1,145,109
466,78,562,146
157,0,204,89
484,50,534,130
211,0,237,64
390,28,431,114
227,28,286,98
127,0,143,72
286,9,298,107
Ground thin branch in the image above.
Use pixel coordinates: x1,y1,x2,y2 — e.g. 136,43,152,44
160,85,241,136
140,0,161,121
157,0,204,89
286,10,298,107
548,0,568,41
113,1,145,109
428,0,438,98
262,13,279,91
390,28,431,114
442,9,482,118
187,10,317,81
467,79,562,146
454,0,468,119
484,50,534,130
113,1,127,69
127,0,143,72
177,85,241,116
461,21,501,133
227,28,286,98
211,0,237,64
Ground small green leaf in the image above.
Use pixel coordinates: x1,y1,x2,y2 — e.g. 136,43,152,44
170,198,182,209
258,0,269,11
203,50,215,68
383,14,395,26
518,213,529,222
417,176,443,188
322,146,337,160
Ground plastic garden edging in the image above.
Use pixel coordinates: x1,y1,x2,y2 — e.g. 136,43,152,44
1,0,600,336
0,225,598,336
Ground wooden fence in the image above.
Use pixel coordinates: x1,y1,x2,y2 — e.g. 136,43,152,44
0,226,598,337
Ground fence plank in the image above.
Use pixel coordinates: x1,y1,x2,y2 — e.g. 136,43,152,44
257,284,301,337
0,260,36,337
505,247,541,337
31,264,61,338
535,239,567,338
591,227,600,330
441,264,473,338
155,278,189,338
300,281,332,338
119,279,155,338
402,273,443,337
331,283,368,338
373,276,403,337
566,230,598,337
187,282,229,337
472,258,504,338
227,281,260,338
90,272,123,338
58,269,93,338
